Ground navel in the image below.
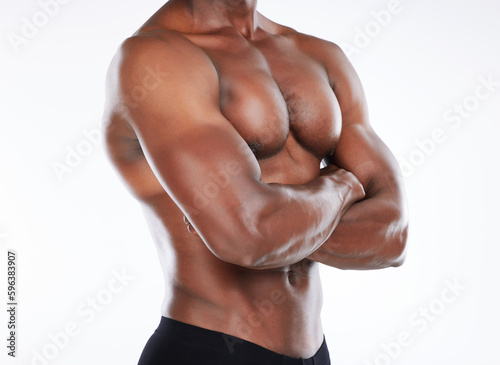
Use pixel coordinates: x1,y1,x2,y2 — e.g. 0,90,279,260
287,270,299,286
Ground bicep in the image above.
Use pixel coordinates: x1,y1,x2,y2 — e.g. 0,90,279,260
107,35,263,239
328,123,404,198
325,44,404,197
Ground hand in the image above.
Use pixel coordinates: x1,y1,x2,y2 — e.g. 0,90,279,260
321,164,365,202
319,162,341,176
183,215,200,237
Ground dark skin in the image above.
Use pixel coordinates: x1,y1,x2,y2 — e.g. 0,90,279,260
103,0,408,358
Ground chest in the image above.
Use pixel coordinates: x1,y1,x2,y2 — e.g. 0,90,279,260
195,34,342,160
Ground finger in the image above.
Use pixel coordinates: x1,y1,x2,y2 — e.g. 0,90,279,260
183,215,200,237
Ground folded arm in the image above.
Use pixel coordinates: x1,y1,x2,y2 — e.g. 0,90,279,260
103,33,365,270
308,43,409,270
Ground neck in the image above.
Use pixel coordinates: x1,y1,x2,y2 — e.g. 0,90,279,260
175,0,259,37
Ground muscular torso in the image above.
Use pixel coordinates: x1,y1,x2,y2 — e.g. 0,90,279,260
107,8,343,358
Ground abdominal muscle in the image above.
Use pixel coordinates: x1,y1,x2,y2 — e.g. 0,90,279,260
140,150,326,358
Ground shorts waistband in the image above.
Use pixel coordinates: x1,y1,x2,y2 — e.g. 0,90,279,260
155,317,330,365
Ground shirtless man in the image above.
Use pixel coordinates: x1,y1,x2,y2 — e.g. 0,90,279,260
103,1,408,364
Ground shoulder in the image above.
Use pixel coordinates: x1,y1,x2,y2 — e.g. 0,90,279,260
108,31,217,85
279,27,344,58
287,31,353,86
260,13,342,57
102,30,222,138
104,30,220,120
282,30,369,125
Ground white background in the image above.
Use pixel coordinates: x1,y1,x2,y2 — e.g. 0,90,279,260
1,0,499,364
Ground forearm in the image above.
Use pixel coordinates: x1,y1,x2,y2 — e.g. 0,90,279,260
245,174,362,269
199,170,363,270
308,191,408,270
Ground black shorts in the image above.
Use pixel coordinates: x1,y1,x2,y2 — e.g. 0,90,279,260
138,317,331,365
